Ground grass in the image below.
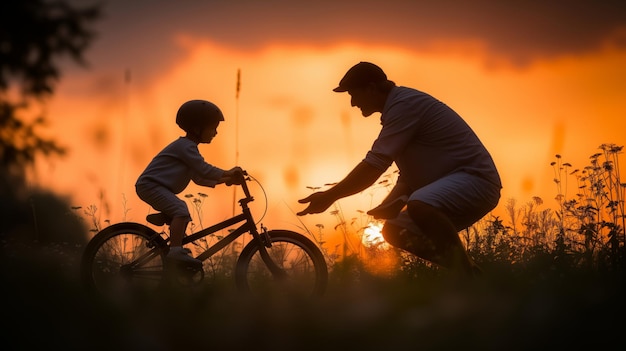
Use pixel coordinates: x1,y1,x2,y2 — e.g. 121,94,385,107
1,235,624,351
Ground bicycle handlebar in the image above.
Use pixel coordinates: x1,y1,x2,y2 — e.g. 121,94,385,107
236,170,268,222
238,169,252,199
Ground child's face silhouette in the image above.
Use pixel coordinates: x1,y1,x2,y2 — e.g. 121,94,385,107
199,121,219,143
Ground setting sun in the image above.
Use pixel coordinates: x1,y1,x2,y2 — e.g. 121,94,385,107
361,221,389,250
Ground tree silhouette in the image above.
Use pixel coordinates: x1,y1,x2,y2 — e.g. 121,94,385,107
0,0,100,189
0,0,100,238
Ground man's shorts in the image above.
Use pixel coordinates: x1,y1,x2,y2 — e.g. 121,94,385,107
385,172,501,232
135,182,191,221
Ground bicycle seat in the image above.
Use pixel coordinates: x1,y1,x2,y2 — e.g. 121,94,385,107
146,213,172,226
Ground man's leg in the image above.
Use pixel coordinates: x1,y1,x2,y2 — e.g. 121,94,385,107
406,200,476,275
381,222,441,264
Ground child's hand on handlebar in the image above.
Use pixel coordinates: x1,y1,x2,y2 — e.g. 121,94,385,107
222,166,245,185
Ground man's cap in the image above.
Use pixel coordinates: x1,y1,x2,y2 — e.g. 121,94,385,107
333,62,387,92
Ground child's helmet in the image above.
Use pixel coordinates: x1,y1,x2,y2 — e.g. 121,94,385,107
176,100,224,133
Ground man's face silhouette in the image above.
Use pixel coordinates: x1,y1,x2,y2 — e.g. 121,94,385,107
348,85,377,117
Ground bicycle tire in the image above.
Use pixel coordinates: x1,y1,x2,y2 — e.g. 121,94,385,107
235,230,328,298
80,222,167,302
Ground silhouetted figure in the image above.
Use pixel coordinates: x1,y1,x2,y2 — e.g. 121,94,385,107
298,62,502,276
136,100,242,266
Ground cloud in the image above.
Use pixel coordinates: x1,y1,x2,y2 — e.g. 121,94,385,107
99,0,626,69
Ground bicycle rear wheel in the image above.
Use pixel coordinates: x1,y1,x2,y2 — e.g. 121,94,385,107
80,223,167,302
235,230,328,298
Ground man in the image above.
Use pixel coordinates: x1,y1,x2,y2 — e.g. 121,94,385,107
297,62,501,276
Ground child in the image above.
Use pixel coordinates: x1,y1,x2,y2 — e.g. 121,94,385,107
136,99,242,266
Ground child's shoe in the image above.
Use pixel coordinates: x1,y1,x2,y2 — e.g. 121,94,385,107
166,246,202,268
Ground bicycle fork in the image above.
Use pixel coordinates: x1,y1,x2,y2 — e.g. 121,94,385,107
256,225,288,280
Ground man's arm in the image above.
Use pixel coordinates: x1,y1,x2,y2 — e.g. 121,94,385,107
297,161,384,215
325,161,384,199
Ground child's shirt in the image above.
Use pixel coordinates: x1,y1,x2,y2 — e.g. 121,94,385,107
136,136,225,194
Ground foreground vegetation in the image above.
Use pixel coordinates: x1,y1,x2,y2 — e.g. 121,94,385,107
1,236,623,350
2,144,624,350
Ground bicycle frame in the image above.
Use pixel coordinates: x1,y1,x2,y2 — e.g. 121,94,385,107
185,201,257,262
176,173,285,277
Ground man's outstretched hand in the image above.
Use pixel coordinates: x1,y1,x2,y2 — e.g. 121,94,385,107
297,192,335,216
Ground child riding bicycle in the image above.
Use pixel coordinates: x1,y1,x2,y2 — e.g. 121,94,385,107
135,99,242,267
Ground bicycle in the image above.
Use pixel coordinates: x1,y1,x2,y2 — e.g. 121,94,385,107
80,170,328,301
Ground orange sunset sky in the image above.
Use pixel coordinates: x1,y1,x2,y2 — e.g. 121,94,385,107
30,0,626,239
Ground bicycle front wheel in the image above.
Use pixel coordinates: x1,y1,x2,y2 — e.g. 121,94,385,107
235,230,328,298
81,223,167,302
